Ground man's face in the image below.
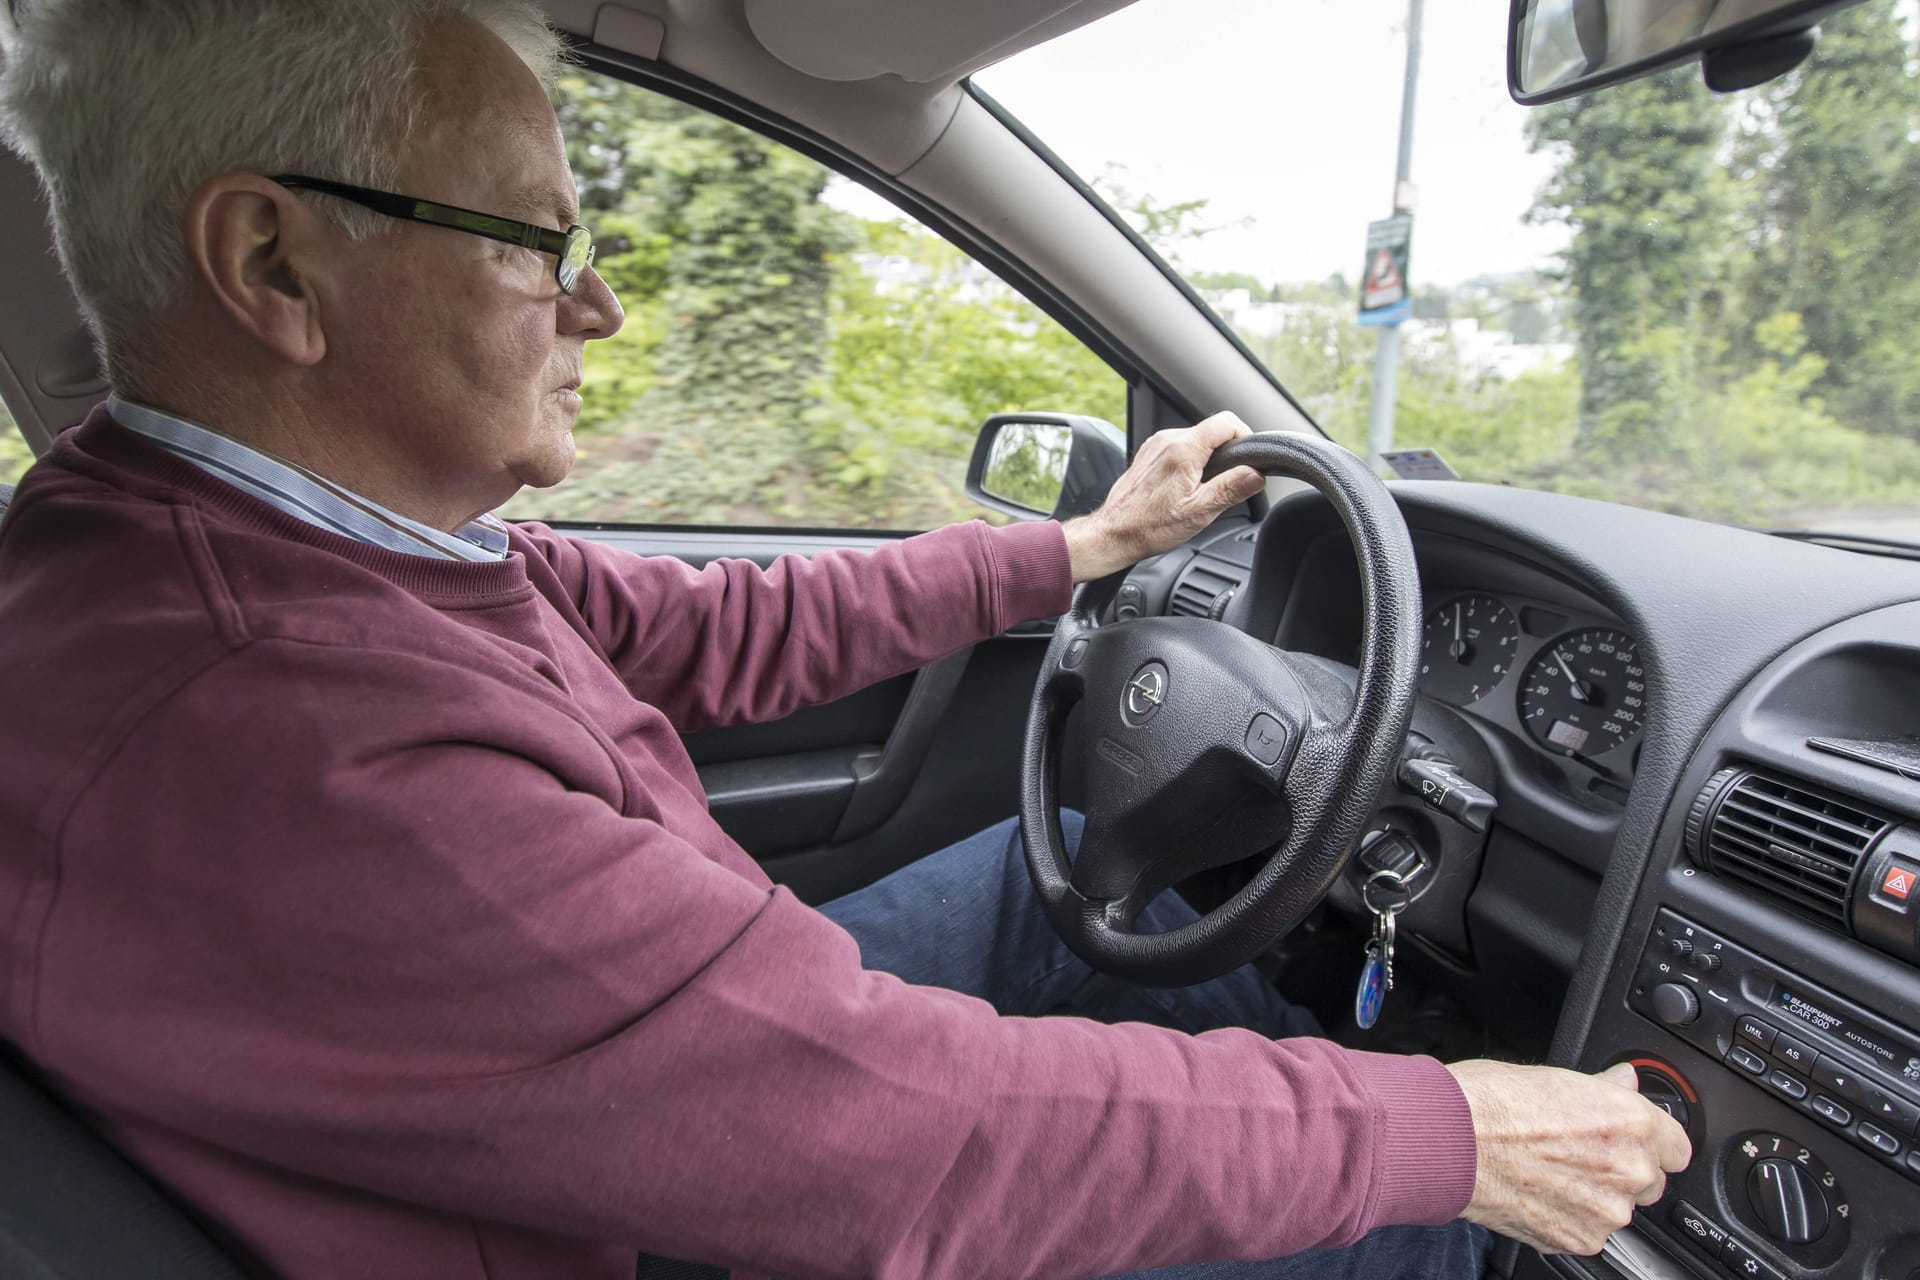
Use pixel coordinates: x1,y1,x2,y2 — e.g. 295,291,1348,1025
317,15,623,521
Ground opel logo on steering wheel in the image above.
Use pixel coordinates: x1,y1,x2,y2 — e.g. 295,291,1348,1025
1122,662,1168,727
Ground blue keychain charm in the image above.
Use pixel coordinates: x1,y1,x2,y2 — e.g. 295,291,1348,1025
1355,942,1389,1030
1355,868,1409,1031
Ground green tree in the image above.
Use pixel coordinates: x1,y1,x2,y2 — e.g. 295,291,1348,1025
1527,68,1731,456
811,216,1124,528
504,74,1125,529
1743,2,1920,436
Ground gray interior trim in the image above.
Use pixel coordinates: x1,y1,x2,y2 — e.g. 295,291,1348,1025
741,0,1139,83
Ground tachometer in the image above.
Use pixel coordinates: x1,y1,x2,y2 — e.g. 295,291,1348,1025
1419,593,1519,705
1518,629,1646,758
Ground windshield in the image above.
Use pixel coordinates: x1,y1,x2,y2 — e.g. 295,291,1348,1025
976,0,1920,540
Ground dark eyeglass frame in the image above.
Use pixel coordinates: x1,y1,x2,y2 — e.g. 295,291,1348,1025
271,174,596,295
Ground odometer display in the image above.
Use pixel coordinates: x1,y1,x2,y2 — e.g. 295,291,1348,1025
1519,629,1646,758
1419,593,1519,705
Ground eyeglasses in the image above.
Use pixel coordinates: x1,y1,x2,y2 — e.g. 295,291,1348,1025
271,174,597,295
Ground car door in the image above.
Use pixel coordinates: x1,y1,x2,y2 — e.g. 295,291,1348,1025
500,56,1142,903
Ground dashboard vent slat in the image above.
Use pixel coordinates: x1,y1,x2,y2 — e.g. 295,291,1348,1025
1689,767,1891,930
1168,562,1242,619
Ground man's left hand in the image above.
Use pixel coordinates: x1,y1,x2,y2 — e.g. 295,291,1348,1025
1061,412,1267,583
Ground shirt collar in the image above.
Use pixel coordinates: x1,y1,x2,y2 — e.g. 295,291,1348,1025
106,395,510,563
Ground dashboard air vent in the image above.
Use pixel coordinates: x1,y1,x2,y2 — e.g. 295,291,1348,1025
1688,767,1892,925
1169,560,1243,618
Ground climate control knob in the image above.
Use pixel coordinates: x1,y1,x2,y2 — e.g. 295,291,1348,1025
1650,983,1700,1027
1747,1158,1828,1244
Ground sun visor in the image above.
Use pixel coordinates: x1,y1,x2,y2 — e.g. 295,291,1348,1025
742,0,1142,83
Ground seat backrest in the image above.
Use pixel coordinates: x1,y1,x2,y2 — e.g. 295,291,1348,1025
0,481,14,520
0,1048,249,1279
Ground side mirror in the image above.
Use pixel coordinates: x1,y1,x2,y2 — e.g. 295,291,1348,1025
966,413,1127,522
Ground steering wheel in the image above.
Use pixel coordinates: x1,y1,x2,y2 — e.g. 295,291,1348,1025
1019,431,1422,987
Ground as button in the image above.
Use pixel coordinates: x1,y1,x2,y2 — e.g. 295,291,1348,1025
1772,1033,1817,1073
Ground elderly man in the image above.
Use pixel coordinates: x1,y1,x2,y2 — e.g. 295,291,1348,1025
0,2,1687,1278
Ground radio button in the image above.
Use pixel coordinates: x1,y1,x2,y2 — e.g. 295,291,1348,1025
1729,1046,1768,1076
1772,1034,1818,1073
1765,1070,1810,1101
1857,1122,1902,1157
1736,1017,1778,1050
1809,1095,1852,1128
1811,1056,1867,1104
1861,1087,1919,1135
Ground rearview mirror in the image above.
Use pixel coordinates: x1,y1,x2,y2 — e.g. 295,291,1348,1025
1509,0,1857,104
966,413,1126,522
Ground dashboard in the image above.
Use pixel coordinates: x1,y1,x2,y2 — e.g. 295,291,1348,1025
1123,481,1920,1280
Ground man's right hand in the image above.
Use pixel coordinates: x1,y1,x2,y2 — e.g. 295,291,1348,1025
1446,1058,1692,1255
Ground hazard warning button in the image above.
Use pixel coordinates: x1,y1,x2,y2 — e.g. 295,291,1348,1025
1880,862,1916,903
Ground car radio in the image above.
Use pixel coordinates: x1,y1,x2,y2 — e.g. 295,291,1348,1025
1626,908,1920,1190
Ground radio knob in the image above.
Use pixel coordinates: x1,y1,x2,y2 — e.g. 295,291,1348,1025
1651,983,1700,1027
1693,951,1722,972
1669,938,1694,959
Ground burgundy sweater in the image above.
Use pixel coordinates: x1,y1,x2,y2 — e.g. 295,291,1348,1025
0,414,1476,1280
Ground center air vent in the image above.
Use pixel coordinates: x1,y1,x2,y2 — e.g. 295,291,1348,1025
1687,767,1893,926
1169,560,1243,619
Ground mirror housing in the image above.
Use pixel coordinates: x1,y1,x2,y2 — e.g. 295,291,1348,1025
966,413,1126,522
1508,0,1859,104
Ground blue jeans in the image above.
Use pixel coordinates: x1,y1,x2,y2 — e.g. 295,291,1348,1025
820,814,1487,1280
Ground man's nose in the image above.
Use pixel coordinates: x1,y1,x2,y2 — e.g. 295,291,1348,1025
562,265,624,341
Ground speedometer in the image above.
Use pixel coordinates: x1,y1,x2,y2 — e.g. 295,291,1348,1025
1518,629,1646,758
1419,593,1519,705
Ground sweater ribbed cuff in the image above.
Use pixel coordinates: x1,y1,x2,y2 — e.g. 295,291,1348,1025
1341,1050,1479,1228
982,519,1074,629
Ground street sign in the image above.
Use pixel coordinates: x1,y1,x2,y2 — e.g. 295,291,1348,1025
1358,213,1413,326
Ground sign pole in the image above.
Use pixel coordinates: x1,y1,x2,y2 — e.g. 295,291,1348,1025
1365,0,1424,473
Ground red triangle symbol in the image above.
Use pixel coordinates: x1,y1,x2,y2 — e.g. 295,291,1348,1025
1883,867,1914,899
1367,248,1403,293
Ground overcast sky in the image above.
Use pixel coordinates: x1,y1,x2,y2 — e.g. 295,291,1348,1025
957,0,1573,289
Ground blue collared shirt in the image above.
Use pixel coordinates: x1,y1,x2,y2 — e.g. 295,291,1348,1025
108,396,510,562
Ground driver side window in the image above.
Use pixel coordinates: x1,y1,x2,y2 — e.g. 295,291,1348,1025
497,69,1126,532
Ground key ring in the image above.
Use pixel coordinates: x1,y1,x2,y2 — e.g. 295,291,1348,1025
1362,867,1415,917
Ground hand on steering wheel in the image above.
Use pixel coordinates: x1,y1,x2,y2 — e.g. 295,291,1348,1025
1021,429,1422,987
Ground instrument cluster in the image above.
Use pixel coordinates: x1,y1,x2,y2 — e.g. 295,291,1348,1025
1418,590,1646,781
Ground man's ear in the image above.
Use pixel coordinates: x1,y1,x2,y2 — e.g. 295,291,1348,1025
181,174,328,367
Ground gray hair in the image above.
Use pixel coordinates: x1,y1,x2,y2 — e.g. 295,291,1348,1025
0,0,565,388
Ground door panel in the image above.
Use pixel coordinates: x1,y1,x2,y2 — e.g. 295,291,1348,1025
557,522,1061,902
